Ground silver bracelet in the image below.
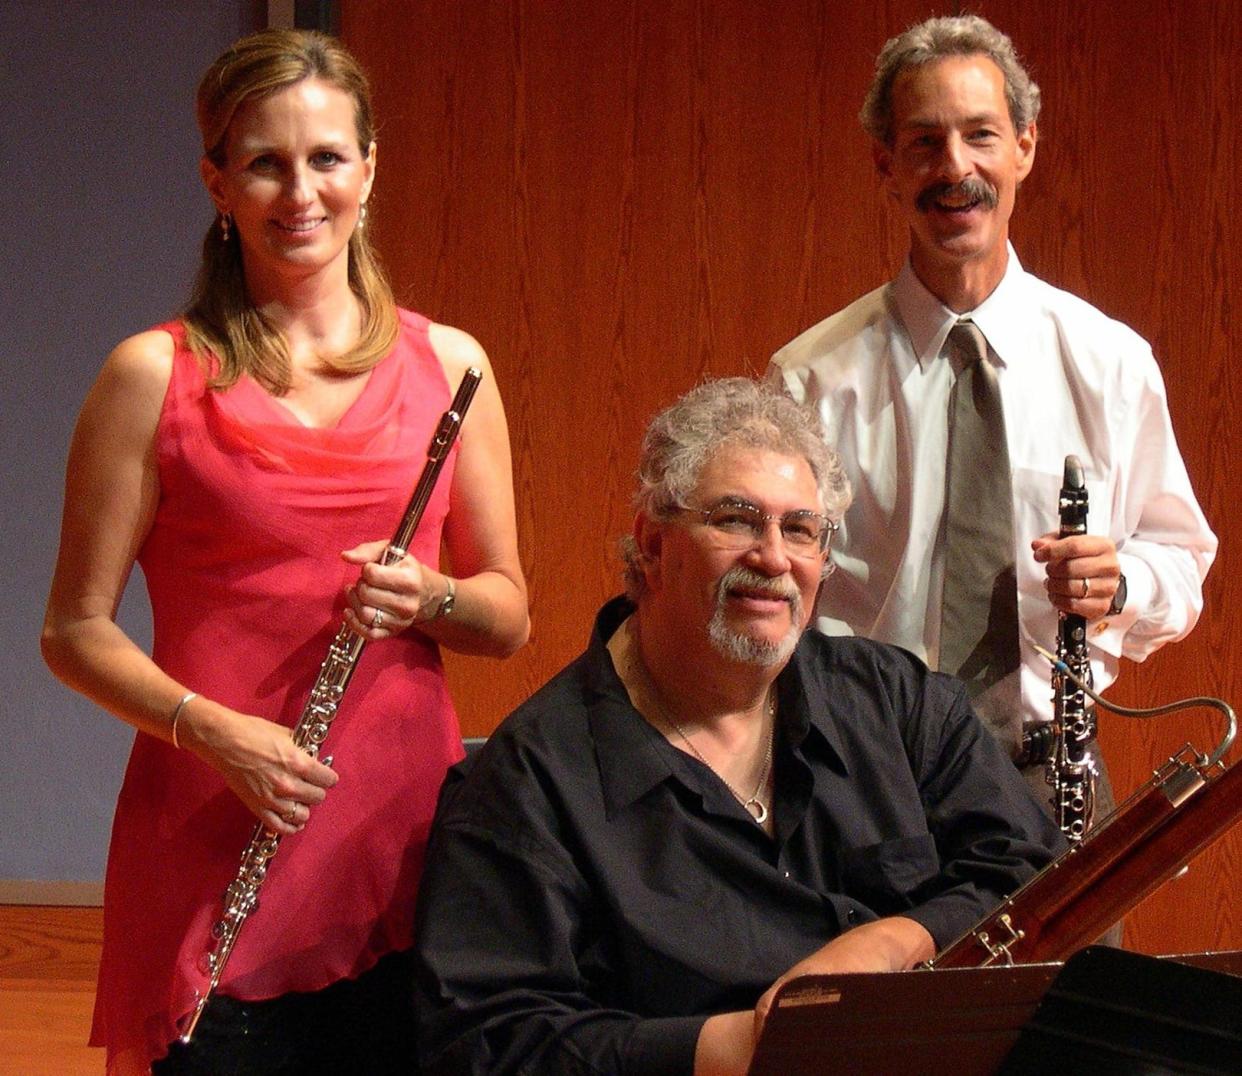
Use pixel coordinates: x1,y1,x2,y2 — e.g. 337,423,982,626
170,691,197,749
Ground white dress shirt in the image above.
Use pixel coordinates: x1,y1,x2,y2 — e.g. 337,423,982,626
769,248,1217,741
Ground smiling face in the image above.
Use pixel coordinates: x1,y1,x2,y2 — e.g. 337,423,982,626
636,443,828,668
201,77,375,294
874,54,1036,309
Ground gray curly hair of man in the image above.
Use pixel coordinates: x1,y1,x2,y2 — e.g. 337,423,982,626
860,14,1041,145
621,378,852,599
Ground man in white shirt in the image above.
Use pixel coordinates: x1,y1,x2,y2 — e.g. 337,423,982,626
768,14,1216,818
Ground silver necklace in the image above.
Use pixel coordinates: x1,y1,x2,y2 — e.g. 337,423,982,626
660,696,776,825
613,617,777,826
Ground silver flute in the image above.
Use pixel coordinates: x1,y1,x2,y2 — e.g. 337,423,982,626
179,366,483,1043
1047,454,1097,843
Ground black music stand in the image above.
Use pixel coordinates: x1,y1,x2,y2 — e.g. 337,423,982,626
1000,946,1242,1074
745,949,1242,1073
748,961,1061,1076
749,949,1242,1076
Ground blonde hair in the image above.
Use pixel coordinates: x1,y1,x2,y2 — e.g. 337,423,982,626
184,28,397,393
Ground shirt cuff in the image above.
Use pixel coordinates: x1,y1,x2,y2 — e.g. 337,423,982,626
900,896,980,951
1089,553,1155,658
623,1015,708,1074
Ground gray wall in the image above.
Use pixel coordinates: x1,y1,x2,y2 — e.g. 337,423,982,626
1,2,260,897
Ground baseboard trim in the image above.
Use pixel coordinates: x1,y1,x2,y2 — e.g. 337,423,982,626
0,880,104,906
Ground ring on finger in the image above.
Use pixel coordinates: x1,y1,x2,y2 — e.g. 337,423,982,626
373,608,385,629
282,805,298,824
1080,577,1090,598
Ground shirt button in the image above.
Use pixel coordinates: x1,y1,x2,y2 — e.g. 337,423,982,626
783,870,791,879
846,908,859,923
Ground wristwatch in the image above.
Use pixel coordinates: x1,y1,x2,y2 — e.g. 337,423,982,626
1107,573,1127,616
429,576,456,620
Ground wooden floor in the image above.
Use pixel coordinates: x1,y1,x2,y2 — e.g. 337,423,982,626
0,905,105,1075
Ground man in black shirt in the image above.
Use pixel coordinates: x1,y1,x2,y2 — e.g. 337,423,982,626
413,379,1064,1075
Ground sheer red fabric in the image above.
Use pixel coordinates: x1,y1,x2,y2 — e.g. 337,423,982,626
90,311,464,1071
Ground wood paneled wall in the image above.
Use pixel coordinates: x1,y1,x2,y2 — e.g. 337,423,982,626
340,1,1241,953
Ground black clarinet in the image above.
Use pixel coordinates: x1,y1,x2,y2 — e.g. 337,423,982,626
930,667,1236,968
1047,454,1097,842
179,366,483,1043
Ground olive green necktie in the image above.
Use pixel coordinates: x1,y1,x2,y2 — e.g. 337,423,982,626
939,320,1022,740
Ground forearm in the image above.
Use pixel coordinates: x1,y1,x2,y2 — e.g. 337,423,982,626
694,1011,757,1075
752,916,935,1037
42,606,336,835
416,566,529,657
805,916,935,974
424,323,529,658
860,915,934,967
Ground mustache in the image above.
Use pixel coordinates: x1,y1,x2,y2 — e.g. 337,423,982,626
716,566,802,612
916,177,999,213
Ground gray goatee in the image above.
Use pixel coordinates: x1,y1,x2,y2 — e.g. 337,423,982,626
707,566,803,666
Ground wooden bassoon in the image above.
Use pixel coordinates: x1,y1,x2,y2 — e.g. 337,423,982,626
930,669,1238,968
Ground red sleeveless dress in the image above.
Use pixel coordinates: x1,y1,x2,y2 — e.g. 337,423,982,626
90,310,464,1071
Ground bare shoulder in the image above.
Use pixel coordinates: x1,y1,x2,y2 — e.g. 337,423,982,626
97,329,177,404
426,321,492,381
82,328,177,437
424,321,510,447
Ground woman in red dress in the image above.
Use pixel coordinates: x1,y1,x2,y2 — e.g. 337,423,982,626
41,28,528,1076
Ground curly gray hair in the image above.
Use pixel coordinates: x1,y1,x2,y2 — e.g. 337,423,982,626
860,15,1041,145
621,378,852,600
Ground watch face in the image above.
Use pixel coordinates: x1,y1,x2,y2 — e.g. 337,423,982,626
1109,574,1127,616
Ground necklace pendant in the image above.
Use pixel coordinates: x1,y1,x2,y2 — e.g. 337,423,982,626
744,798,768,825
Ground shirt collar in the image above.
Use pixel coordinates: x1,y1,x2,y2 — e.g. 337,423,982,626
892,243,1031,369
585,598,850,817
584,597,683,817
780,640,851,776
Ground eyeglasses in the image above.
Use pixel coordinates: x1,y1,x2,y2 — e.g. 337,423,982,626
676,498,837,554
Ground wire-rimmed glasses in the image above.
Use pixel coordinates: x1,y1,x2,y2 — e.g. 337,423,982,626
676,497,837,556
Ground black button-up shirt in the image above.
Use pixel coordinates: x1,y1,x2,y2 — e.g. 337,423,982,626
414,598,1064,1074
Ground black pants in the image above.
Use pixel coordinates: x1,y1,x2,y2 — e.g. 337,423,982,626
153,950,418,1075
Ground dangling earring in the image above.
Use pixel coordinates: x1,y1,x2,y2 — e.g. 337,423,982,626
357,202,368,230
219,212,232,243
